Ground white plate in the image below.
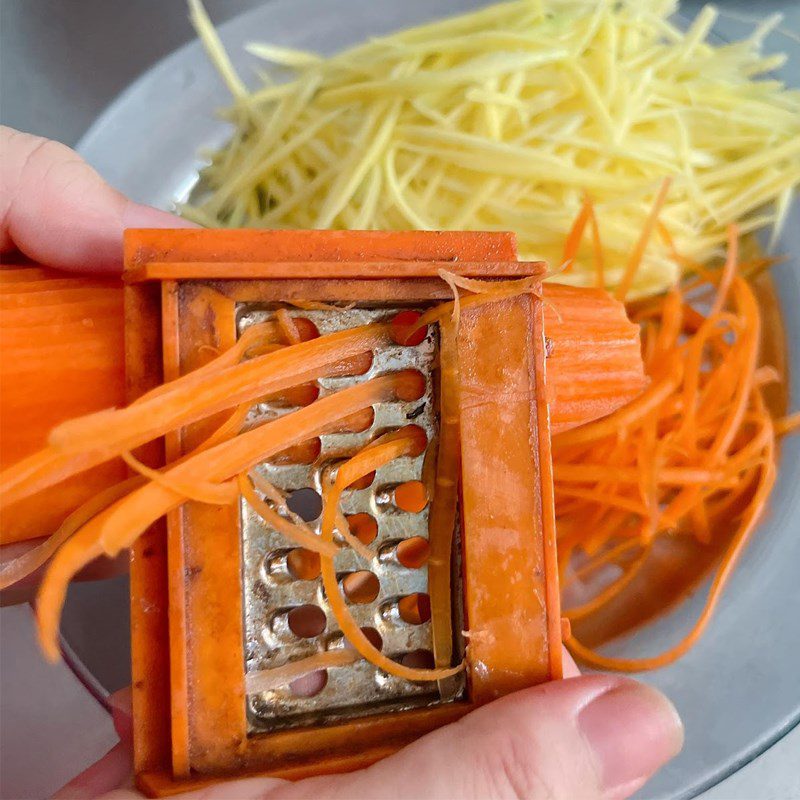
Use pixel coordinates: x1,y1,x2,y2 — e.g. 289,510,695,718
73,2,800,798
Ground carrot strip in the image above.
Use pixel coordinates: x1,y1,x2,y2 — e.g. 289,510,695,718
615,178,672,301
426,317,461,669
122,451,238,506
775,412,800,436
1,324,387,507
0,476,143,590
319,431,463,682
561,194,592,272
249,470,372,561
35,373,418,661
245,649,360,694
275,308,302,344
709,225,739,318
238,473,339,557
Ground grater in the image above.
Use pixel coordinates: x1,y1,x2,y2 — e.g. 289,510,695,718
123,229,562,797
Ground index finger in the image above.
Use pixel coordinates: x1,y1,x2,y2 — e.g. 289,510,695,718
0,126,195,274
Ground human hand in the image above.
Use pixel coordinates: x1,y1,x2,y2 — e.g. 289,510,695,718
57,655,683,800
0,126,194,604
0,125,192,273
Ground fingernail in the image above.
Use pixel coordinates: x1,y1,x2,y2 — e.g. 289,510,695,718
579,681,684,799
108,686,133,741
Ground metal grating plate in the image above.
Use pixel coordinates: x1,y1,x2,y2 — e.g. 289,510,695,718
238,305,465,733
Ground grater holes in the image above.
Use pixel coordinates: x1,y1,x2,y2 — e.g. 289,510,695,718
269,382,320,408
286,605,327,638
390,310,428,347
263,548,320,584
286,548,321,581
341,571,380,604
393,369,426,402
398,593,432,625
395,537,431,569
287,316,320,341
289,670,328,698
286,487,323,521
269,438,322,465
400,649,435,669
327,626,383,652
346,513,378,546
393,480,429,513
347,626,383,651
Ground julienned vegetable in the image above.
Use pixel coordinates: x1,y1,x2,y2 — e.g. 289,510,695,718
186,0,800,298
556,226,799,670
0,268,643,546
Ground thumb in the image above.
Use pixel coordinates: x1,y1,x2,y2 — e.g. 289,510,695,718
0,125,194,274
180,675,683,800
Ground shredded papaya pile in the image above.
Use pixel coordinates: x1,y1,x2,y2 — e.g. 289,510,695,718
554,225,799,671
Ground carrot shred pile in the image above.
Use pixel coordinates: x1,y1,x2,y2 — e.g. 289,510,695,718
555,224,795,671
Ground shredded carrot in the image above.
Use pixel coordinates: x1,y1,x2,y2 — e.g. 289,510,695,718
249,469,372,561
775,412,800,436
561,194,593,273
238,473,339,557
275,308,301,344
615,178,672,302
123,450,238,506
245,649,360,694
0,476,143,590
319,430,464,682
556,221,794,671
35,373,420,661
1,324,387,508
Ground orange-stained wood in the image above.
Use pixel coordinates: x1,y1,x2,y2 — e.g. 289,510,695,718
458,293,562,702
160,282,190,778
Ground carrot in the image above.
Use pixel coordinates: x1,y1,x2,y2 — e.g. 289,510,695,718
561,194,593,273
35,373,421,661
615,178,672,302
426,317,461,669
238,473,339,558
1,324,388,511
319,430,464,682
245,649,360,694
123,451,239,506
247,469,371,560
0,266,126,545
554,220,794,670
0,476,143,590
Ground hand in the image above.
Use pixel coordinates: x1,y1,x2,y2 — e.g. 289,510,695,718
2,128,685,799
0,126,194,604
57,654,683,800
0,125,191,272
